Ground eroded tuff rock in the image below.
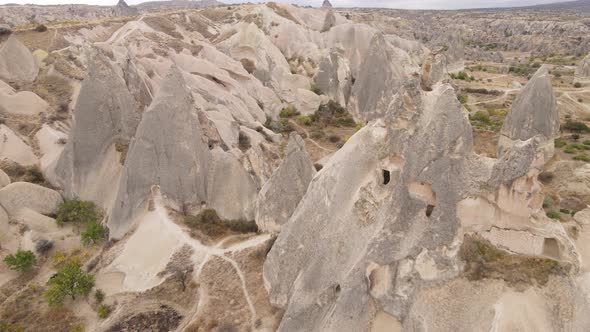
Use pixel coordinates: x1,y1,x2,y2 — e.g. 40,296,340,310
0,182,63,216
0,125,37,166
264,82,581,330
256,133,316,233
322,0,333,9
0,35,38,83
55,49,141,208
420,53,447,91
109,67,210,239
314,48,352,107
498,65,559,159
575,52,590,83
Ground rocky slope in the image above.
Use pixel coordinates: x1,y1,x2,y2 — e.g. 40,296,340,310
0,2,589,332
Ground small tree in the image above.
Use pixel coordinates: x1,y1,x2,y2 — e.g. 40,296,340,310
4,250,36,273
56,198,101,225
45,261,95,306
81,221,107,246
172,266,194,292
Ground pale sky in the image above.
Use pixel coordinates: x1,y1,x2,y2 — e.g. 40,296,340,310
0,0,574,10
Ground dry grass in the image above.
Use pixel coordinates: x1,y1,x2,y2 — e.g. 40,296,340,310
460,235,569,286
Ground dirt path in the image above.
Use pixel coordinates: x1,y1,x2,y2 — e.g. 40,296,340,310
288,119,335,153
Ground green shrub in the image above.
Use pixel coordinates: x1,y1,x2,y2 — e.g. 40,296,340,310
310,128,325,139
546,211,561,220
56,199,101,225
560,208,572,215
35,24,47,32
574,82,582,88
457,95,468,104
311,100,356,128
296,115,312,126
564,146,577,154
4,250,36,273
94,289,105,304
555,138,567,148
543,196,553,208
563,121,590,132
45,261,95,306
97,304,111,319
470,111,491,125
81,221,107,246
279,105,298,118
574,155,590,162
583,140,590,146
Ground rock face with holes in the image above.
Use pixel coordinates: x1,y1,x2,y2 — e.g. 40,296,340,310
264,82,584,330
497,65,559,160
0,35,38,83
256,133,316,233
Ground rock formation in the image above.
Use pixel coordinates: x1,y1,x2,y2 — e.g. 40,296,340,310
0,35,38,83
0,182,63,216
420,53,447,90
0,125,37,166
314,48,352,107
498,65,559,159
256,133,316,233
575,52,590,84
322,0,333,9
112,0,138,17
109,67,210,239
55,49,141,208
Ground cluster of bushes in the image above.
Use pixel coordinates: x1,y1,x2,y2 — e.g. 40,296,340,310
469,109,506,132
56,199,106,245
450,71,475,81
44,261,94,306
185,208,257,238
555,136,590,162
563,121,590,132
508,62,540,76
308,100,356,128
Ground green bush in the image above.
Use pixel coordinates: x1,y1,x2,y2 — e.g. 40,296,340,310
45,261,95,306
574,82,582,88
81,221,107,246
311,100,356,128
94,289,105,304
583,140,590,146
56,199,101,225
296,115,312,126
546,211,561,220
97,304,111,319
279,105,298,118
457,95,468,104
555,138,567,148
34,24,47,32
574,155,590,162
470,111,491,125
4,250,36,273
563,121,590,133
564,146,577,154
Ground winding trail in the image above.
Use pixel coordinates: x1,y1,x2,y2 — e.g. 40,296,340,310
288,119,336,153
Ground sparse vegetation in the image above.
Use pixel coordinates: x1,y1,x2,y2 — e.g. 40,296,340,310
310,100,356,128
546,211,562,220
460,235,566,286
310,84,323,95
45,261,95,306
4,250,36,273
94,289,105,304
450,71,475,81
184,209,257,238
574,82,582,88
34,24,48,32
279,105,298,118
97,304,111,319
563,121,589,133
35,239,54,254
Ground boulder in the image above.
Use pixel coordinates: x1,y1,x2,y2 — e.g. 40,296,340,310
0,35,38,83
0,169,9,189
498,65,558,160
0,125,37,166
294,88,321,116
11,208,59,233
109,67,210,239
0,182,63,216
0,89,49,116
256,133,316,233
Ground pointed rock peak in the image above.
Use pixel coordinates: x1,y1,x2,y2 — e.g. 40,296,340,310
322,0,333,8
498,65,558,159
117,0,130,7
